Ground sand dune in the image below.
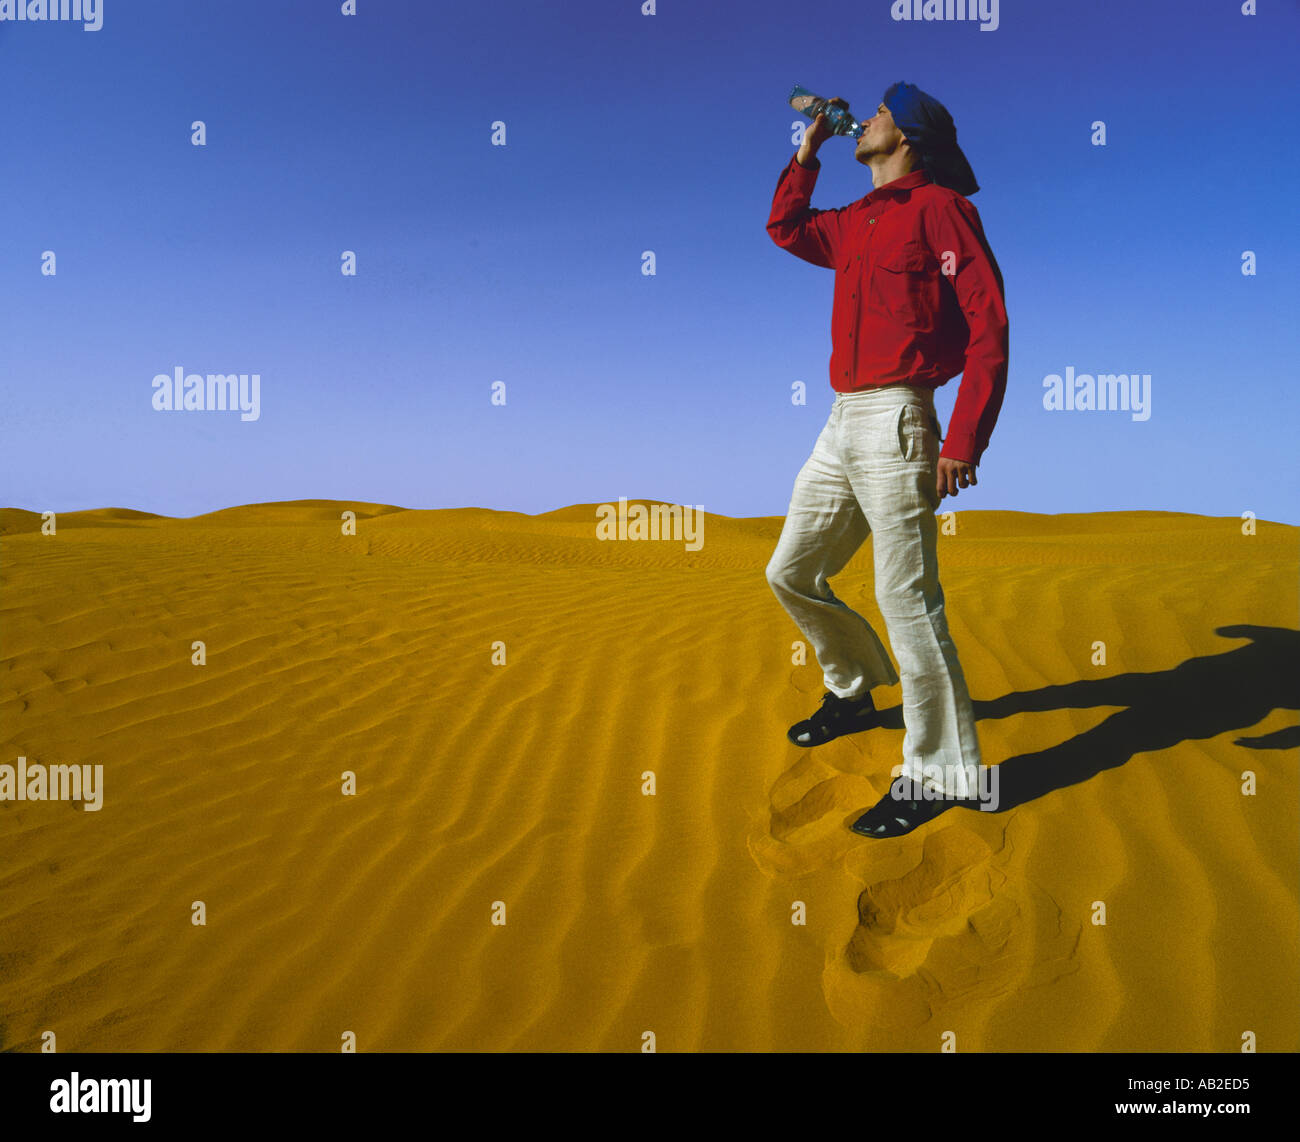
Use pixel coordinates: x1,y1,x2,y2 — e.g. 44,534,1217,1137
0,501,1295,1051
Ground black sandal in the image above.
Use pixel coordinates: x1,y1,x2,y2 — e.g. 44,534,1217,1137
787,690,879,747
849,776,971,838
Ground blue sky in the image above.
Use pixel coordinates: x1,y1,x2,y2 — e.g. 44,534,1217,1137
2,0,1297,522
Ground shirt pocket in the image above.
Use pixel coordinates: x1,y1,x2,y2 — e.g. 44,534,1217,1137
872,240,938,327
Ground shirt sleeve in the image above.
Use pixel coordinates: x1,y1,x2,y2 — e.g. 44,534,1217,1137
923,196,1009,465
765,153,843,269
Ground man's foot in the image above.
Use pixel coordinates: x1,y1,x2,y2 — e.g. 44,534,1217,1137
849,775,977,838
787,689,879,747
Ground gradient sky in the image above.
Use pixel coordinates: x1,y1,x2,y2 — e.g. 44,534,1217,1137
2,0,1297,522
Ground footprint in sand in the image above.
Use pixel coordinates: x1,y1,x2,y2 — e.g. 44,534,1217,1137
834,821,1083,1029
847,824,1008,978
749,758,1083,1030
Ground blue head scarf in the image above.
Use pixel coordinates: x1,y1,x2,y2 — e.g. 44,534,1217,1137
882,81,979,197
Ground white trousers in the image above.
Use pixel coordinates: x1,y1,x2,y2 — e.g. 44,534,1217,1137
766,383,982,792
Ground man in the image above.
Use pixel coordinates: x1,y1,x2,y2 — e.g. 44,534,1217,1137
764,81,1009,838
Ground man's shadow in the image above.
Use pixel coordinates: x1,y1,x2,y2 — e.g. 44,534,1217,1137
948,624,1298,813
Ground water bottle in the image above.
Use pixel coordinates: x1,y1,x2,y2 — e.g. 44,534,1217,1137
788,84,864,139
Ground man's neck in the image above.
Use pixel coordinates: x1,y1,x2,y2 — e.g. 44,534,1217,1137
866,152,918,191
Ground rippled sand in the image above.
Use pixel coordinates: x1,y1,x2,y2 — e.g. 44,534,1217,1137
1,502,1295,1051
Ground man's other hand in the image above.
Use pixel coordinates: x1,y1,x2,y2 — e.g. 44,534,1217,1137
937,457,977,499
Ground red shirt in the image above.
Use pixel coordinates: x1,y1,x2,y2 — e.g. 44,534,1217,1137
767,155,1009,465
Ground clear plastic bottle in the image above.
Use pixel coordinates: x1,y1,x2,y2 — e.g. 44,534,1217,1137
788,84,864,139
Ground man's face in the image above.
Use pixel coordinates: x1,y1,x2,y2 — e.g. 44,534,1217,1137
855,102,908,163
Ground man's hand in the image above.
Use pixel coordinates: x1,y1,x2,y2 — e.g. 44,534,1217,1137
797,96,849,167
937,457,977,500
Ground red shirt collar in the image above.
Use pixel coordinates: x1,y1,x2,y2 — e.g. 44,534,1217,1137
864,167,933,204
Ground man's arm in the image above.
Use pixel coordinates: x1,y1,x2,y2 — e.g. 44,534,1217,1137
766,105,848,269
924,196,1009,468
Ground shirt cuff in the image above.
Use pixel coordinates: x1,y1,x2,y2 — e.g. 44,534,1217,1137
939,432,980,465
